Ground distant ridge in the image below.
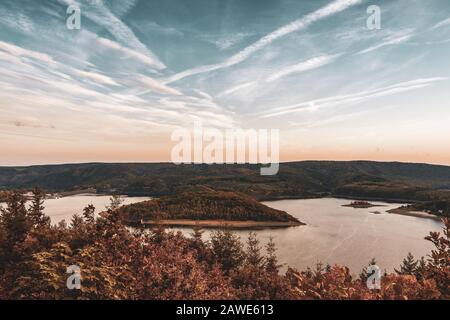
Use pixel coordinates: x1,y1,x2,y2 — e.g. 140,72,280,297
1,161,450,202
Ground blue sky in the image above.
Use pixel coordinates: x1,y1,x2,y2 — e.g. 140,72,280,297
0,0,450,165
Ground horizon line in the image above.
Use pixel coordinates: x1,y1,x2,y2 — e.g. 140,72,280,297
1,159,450,168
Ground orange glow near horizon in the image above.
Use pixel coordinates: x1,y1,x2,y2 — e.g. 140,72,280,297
2,134,450,167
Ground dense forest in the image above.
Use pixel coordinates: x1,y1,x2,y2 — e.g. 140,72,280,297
2,161,450,204
0,190,448,300
115,186,301,224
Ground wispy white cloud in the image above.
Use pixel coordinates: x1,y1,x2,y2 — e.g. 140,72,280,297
45,79,108,98
430,18,450,31
58,0,165,70
88,0,165,69
216,81,257,97
0,40,122,89
0,51,27,66
357,30,415,55
0,11,35,34
72,69,120,86
266,54,341,82
259,77,447,118
215,54,341,100
0,41,55,64
166,0,363,83
95,37,162,69
108,0,139,17
138,75,182,95
131,20,183,37
155,98,236,128
193,89,213,100
212,33,253,50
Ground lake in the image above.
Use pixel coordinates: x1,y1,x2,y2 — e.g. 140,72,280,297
11,195,444,274
175,198,443,273
34,194,151,224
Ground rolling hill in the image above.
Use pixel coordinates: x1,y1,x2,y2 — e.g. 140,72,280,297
1,161,450,202
115,186,302,227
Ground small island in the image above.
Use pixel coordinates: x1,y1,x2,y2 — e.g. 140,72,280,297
342,200,385,209
115,186,305,229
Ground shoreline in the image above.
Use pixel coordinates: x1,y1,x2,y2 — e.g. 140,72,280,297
137,219,305,230
20,189,422,205
387,208,443,221
330,194,418,204
259,194,419,204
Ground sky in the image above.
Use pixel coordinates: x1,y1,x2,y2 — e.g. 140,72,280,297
0,0,450,166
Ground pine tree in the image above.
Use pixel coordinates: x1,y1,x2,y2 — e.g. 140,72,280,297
189,224,210,262
0,192,31,268
210,229,244,273
265,237,280,273
190,224,204,243
0,192,30,244
151,212,166,244
82,204,96,223
395,252,418,275
415,256,428,280
246,232,264,268
28,188,50,227
70,213,84,229
107,195,124,211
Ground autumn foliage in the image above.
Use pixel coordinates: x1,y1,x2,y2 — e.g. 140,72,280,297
116,186,300,224
0,190,448,300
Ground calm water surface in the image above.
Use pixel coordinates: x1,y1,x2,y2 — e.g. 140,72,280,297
37,194,151,224
177,198,443,273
